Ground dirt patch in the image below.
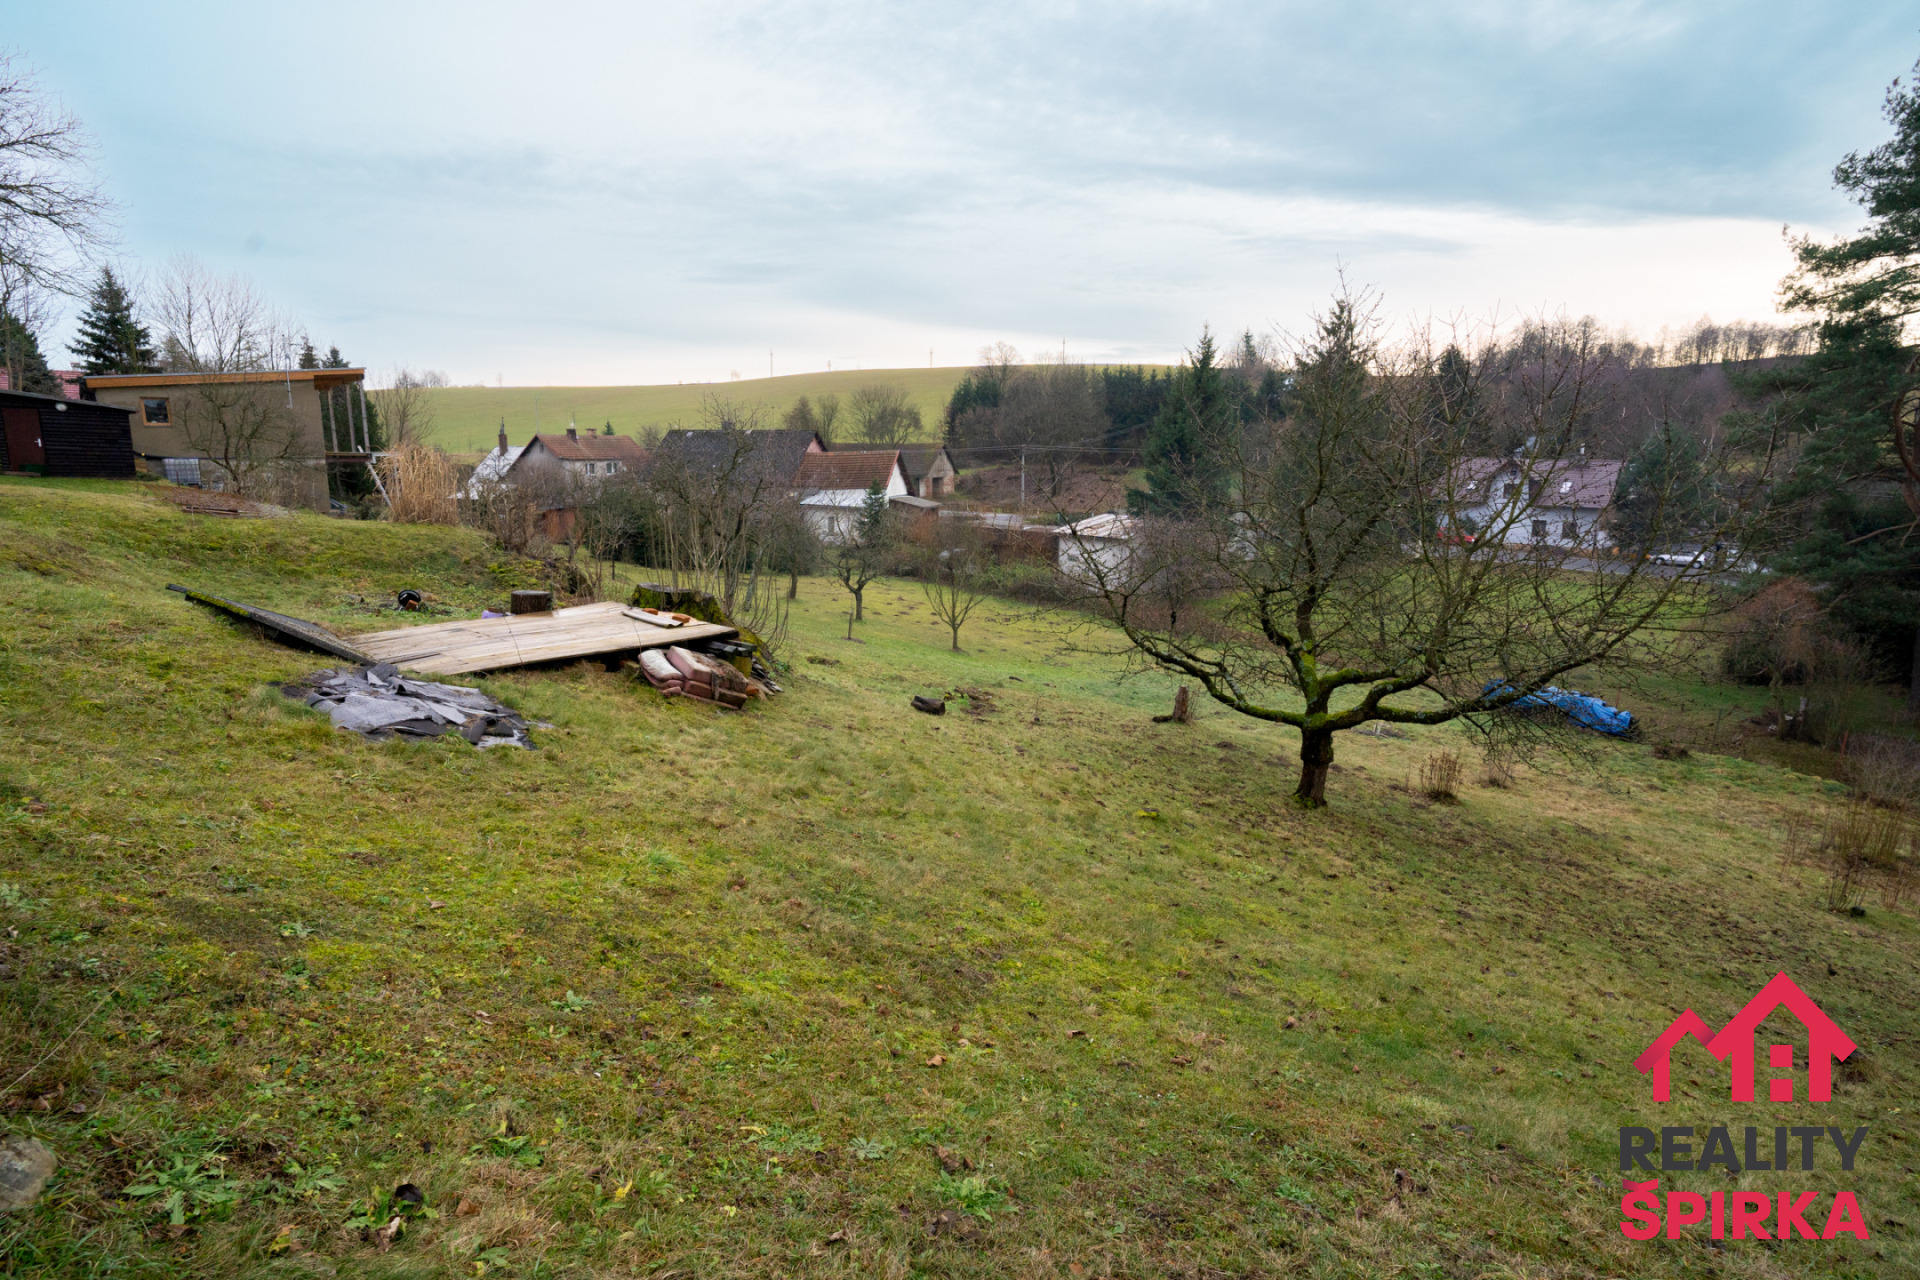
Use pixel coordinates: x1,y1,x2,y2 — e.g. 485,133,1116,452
162,896,282,951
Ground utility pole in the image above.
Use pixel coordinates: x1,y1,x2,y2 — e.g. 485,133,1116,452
769,350,774,378
1020,448,1026,515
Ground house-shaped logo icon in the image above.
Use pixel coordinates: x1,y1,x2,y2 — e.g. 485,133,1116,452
1634,972,1856,1103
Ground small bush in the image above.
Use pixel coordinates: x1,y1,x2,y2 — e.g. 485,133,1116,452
1847,734,1920,809
1420,752,1462,801
1782,800,1918,912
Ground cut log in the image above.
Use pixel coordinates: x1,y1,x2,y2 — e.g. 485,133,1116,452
912,695,947,715
510,590,553,615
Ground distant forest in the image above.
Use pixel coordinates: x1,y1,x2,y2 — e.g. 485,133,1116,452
941,315,1815,465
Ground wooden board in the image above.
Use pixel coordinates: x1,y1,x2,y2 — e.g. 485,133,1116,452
168,585,373,664
349,601,737,675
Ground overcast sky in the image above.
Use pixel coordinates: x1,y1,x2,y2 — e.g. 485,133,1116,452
13,1,1917,385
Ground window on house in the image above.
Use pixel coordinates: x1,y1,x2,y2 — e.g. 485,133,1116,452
1531,518,1548,539
1562,519,1579,539
1502,482,1520,500
141,397,170,425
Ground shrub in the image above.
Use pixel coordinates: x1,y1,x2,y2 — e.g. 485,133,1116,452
1847,734,1920,809
1420,752,1462,801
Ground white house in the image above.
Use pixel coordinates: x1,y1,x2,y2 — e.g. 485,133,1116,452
792,449,909,542
463,425,524,498
1450,456,1622,549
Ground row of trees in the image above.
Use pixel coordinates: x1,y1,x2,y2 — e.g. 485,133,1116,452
936,314,1807,489
781,382,925,447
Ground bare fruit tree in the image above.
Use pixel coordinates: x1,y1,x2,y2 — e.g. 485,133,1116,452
152,258,308,497
1062,293,1778,807
0,53,110,293
827,484,898,624
369,368,444,447
919,518,989,652
643,397,803,658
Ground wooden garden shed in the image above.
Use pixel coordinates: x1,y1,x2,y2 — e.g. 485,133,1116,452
0,388,136,478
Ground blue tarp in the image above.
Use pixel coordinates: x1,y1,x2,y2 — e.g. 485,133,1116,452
1485,683,1638,738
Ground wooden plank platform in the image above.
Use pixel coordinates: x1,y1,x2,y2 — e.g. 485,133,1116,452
169,585,373,664
349,602,736,675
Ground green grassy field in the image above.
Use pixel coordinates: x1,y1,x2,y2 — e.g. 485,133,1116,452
421,369,973,455
0,478,1914,1278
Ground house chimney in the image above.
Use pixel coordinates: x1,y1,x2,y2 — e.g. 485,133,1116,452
566,427,578,441
497,419,508,456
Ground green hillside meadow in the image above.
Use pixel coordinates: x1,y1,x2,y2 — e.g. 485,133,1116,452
422,370,971,455
0,477,1914,1277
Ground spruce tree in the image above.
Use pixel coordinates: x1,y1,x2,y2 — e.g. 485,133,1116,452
1127,328,1231,516
1732,57,1920,703
297,339,319,370
1,309,58,394
67,267,158,375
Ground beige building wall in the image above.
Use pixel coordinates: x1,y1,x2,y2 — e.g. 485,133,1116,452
87,370,363,511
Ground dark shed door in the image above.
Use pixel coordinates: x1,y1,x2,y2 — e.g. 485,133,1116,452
2,407,44,469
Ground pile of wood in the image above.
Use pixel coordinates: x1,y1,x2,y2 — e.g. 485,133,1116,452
157,487,280,519
635,645,775,709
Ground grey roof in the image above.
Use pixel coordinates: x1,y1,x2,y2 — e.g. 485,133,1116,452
1455,457,1622,509
658,427,822,482
0,387,131,415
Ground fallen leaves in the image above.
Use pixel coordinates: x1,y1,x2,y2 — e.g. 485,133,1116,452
933,1145,973,1174
925,1054,946,1068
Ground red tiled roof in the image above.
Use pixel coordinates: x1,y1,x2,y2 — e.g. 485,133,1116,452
528,432,649,463
794,449,900,492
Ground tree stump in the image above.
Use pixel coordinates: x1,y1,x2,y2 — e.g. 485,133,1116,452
1154,686,1193,723
510,590,553,615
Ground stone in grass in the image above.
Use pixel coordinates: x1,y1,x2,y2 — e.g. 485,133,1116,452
0,1135,55,1211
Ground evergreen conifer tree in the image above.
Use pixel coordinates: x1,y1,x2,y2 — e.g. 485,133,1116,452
1731,57,1920,703
1127,328,1231,516
858,481,890,540
1,309,58,394
66,267,157,375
